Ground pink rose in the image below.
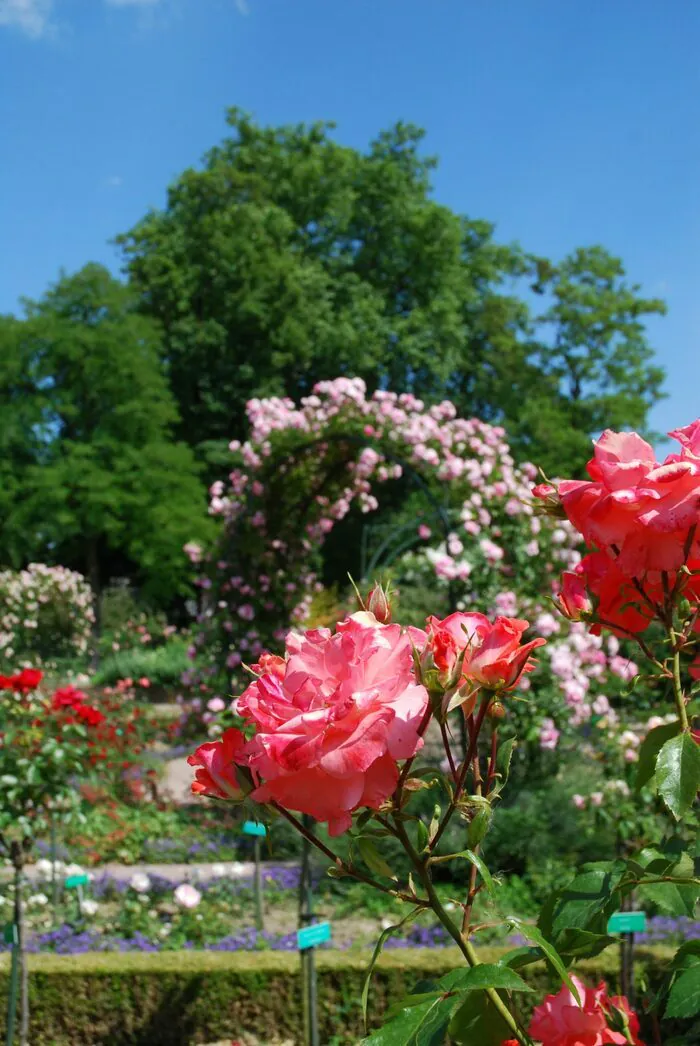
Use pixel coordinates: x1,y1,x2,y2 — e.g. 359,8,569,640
173,883,201,909
557,426,700,576
234,613,429,836
529,978,644,1046
572,794,587,810
427,613,546,694
188,729,247,800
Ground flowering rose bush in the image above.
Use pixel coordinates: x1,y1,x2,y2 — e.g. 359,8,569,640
0,563,94,667
180,378,581,737
187,418,700,1046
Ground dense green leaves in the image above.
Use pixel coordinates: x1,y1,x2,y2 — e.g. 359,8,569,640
0,265,213,608
119,110,666,479
656,733,700,819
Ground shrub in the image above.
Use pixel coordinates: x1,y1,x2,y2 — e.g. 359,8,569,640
0,946,675,1045
0,563,94,667
91,639,190,689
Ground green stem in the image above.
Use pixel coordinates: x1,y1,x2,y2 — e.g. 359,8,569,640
429,696,490,854
270,803,427,905
672,648,690,732
393,817,531,1046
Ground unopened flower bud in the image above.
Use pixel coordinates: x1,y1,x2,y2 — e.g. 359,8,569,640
488,701,506,720
532,482,566,519
366,582,392,624
556,573,592,621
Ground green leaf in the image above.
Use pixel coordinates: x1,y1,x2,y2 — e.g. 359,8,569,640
554,928,616,960
361,907,422,1029
507,919,580,1003
362,997,453,1045
438,963,534,993
492,736,517,795
436,849,496,897
448,991,513,1045
428,804,441,845
499,946,544,970
636,721,680,791
666,965,700,1019
357,837,398,881
656,733,700,820
544,865,623,940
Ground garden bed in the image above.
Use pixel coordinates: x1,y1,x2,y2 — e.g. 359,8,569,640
0,946,675,1046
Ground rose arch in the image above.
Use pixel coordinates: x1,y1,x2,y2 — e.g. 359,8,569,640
184,378,589,719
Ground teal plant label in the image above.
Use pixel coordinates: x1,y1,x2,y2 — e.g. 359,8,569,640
64,874,89,889
607,911,647,934
297,921,332,950
242,820,267,837
3,923,18,945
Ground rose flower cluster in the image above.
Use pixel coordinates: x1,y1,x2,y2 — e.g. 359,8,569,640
538,422,700,662
189,605,544,835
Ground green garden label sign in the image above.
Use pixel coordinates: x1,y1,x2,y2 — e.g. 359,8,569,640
297,921,331,950
64,874,89,889
242,820,267,837
607,911,647,934
3,923,18,945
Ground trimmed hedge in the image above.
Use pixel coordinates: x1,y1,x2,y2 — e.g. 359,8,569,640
0,945,675,1045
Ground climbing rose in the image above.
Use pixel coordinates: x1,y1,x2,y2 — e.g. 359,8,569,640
234,612,429,836
188,728,247,800
528,977,644,1046
426,613,545,693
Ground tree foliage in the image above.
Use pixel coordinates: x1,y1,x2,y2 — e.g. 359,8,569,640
0,264,213,611
120,109,666,476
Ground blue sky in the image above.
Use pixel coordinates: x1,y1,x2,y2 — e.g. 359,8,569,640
1,0,699,440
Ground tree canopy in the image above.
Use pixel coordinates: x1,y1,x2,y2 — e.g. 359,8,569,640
0,264,213,613
120,109,666,476
0,110,668,612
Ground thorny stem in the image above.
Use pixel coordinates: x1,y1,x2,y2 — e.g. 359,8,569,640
439,721,458,778
671,648,690,733
392,815,531,1046
595,618,669,674
486,726,499,796
461,748,483,937
429,696,491,854
270,803,428,906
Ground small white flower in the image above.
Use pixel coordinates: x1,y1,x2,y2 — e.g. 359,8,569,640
28,893,49,907
211,863,227,879
81,899,99,917
64,863,85,879
129,872,151,894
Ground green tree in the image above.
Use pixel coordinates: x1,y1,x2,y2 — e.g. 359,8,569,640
0,264,213,622
119,109,666,476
